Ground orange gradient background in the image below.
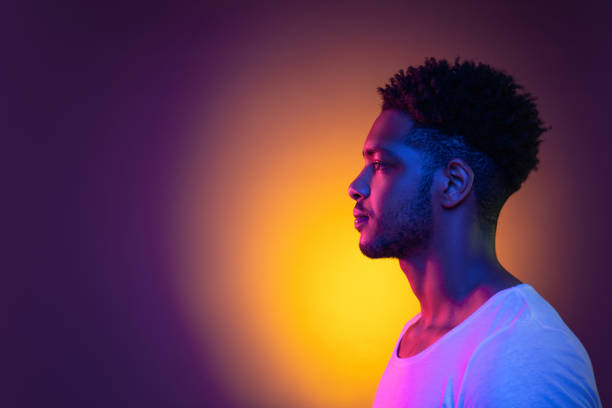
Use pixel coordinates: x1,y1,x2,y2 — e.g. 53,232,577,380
169,5,594,406
12,1,611,407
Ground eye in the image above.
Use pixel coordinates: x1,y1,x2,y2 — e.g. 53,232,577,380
372,160,388,171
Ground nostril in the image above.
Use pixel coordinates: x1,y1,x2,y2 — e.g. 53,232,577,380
348,185,361,200
348,181,369,200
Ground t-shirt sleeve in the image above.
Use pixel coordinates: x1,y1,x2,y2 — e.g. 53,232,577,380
457,320,601,408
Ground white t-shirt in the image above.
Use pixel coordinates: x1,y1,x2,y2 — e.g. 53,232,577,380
373,283,601,407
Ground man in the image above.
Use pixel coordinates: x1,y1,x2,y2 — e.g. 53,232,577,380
348,58,601,407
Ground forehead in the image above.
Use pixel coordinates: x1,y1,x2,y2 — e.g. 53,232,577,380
363,109,419,159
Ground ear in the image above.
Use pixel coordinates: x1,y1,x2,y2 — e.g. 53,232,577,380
439,158,474,209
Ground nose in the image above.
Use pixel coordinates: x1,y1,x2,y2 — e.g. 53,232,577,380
348,169,370,201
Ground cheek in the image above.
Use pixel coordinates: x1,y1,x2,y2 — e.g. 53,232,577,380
372,183,415,219
370,183,398,216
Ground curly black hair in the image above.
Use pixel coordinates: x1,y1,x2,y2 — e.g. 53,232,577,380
377,57,547,229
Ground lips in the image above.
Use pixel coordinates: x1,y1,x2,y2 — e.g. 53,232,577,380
354,215,369,231
353,207,370,231
353,209,370,219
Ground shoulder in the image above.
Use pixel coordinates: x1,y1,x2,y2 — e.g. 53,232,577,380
458,296,601,407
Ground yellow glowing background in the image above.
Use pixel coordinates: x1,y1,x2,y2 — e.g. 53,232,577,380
167,40,564,407
15,2,610,406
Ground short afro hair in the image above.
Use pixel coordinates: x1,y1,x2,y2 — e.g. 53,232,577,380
377,57,547,229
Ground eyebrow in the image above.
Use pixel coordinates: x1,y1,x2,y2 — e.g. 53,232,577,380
362,146,398,158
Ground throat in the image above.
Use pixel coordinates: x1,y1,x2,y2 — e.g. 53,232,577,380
396,323,453,358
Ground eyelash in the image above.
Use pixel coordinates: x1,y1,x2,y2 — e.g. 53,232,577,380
372,160,388,171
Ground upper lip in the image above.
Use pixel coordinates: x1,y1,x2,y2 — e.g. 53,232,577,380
353,208,370,218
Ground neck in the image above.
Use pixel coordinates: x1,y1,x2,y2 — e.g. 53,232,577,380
398,223,520,329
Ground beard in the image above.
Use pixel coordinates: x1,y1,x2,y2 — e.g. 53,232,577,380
359,171,433,259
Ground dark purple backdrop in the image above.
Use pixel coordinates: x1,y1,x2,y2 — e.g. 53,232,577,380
7,1,612,406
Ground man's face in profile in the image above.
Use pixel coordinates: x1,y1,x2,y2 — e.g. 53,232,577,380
348,109,434,259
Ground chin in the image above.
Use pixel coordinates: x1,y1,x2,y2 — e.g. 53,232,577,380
359,236,399,259
359,231,426,259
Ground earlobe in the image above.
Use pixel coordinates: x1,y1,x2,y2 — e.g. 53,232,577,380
440,159,474,209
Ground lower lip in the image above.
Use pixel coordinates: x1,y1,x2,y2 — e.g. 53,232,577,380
354,216,369,230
